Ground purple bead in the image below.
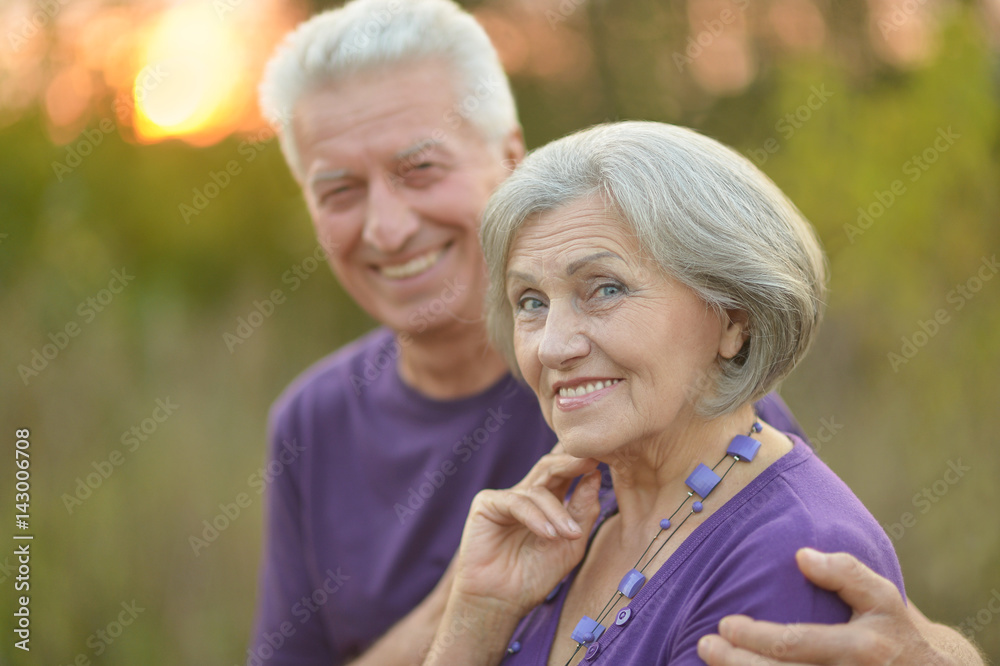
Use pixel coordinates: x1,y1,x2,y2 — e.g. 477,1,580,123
617,568,646,598
508,641,521,654
685,463,721,499
692,501,703,513
752,421,762,433
727,434,762,462
659,518,671,530
571,616,605,644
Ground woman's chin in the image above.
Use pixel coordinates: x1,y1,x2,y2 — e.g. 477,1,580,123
558,436,617,462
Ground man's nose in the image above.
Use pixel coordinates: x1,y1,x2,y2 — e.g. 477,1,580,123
362,174,420,253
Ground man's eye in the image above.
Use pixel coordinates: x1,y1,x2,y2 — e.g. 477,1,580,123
402,162,441,184
318,184,360,207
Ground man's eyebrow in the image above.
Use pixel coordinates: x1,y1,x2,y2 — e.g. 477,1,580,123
395,139,445,163
566,251,624,275
309,169,350,188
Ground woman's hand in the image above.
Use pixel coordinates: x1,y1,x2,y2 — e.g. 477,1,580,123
451,452,603,616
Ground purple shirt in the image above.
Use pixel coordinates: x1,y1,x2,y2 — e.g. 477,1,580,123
502,437,905,665
250,327,809,664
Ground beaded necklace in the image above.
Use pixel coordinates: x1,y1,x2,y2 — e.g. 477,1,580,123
504,421,764,665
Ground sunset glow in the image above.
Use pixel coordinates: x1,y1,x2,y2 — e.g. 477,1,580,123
133,4,247,143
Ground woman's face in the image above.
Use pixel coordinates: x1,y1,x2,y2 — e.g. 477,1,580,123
505,197,747,459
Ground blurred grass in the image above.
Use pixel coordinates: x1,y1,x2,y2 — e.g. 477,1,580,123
1,4,999,665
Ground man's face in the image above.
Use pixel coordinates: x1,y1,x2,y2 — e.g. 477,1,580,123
291,61,523,338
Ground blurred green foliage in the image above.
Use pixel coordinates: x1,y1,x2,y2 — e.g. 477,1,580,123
1,2,999,664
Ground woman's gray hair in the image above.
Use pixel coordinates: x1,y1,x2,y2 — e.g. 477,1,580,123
481,121,827,417
259,0,519,178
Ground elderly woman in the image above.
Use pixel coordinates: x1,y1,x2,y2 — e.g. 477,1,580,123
422,122,905,665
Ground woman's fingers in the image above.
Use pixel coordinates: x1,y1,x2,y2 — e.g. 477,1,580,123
517,452,599,492
479,480,595,540
566,470,602,533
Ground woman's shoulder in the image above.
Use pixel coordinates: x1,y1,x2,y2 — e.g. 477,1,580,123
719,436,904,594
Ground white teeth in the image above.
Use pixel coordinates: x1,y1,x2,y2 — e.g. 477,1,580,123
379,248,445,279
558,379,620,398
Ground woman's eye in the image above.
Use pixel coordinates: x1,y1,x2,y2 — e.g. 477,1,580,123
597,283,623,298
517,296,544,311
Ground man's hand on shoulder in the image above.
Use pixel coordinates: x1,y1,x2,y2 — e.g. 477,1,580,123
697,548,986,665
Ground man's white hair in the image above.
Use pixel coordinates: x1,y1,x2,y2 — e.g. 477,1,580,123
259,0,519,178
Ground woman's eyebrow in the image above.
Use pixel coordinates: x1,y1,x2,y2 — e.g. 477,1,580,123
506,269,535,284
566,251,624,275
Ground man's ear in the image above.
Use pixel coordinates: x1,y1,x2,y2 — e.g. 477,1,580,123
719,309,750,360
500,126,526,172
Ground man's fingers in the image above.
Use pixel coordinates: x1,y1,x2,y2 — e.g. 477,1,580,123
795,548,904,616
717,615,847,664
698,633,810,666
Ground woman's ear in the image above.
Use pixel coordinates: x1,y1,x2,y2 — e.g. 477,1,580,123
719,309,750,360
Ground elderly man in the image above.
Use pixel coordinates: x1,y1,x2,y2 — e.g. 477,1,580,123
249,1,983,665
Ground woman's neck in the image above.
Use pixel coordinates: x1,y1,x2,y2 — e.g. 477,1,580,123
604,403,762,544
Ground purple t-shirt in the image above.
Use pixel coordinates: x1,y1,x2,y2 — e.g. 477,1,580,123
501,437,905,665
250,327,808,664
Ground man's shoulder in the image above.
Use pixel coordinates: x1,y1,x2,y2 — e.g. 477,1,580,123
269,327,395,428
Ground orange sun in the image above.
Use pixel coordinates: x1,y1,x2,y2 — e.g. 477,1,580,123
133,3,250,144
